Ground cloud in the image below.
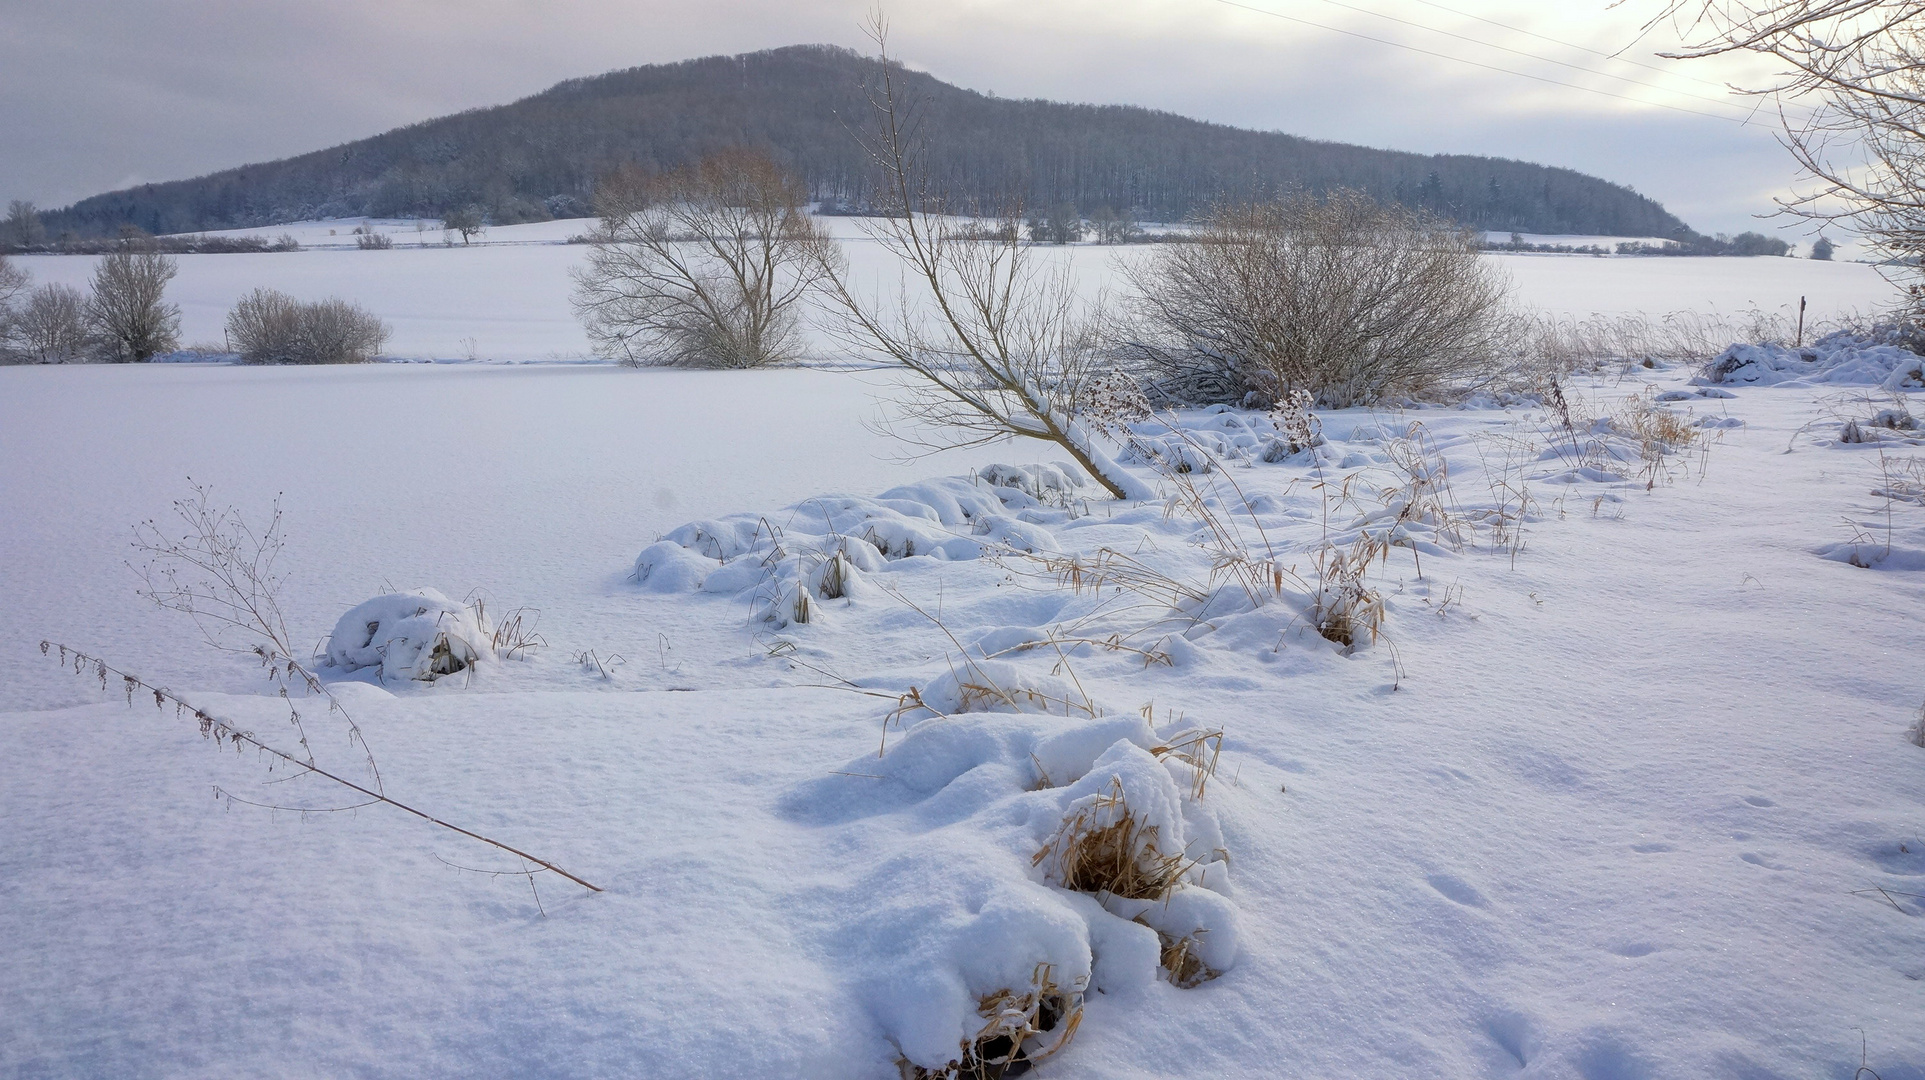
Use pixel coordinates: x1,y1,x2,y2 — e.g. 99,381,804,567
0,0,1813,234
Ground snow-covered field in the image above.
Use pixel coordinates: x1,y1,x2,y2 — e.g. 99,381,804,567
4,344,1925,1077
4,230,1924,1077
11,218,1900,362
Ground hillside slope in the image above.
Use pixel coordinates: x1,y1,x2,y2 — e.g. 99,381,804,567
46,44,1688,239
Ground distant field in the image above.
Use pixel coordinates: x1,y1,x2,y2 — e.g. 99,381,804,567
11,218,1901,362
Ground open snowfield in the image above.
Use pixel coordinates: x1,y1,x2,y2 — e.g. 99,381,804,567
12,218,1902,362
3,235,1923,1078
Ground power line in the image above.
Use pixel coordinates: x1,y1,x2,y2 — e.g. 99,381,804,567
1203,0,1774,126
1405,0,1740,94
1297,0,1767,117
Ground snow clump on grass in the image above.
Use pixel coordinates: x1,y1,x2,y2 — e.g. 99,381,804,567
324,588,490,683
784,693,1236,1074
635,472,1079,625
1699,328,1925,390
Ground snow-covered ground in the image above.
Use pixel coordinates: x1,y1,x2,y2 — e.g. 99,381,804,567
11,219,1898,362
3,348,1923,1076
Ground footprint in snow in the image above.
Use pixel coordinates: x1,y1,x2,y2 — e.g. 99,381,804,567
1426,873,1489,908
1740,852,1791,871
1743,795,1776,808
1607,942,1658,958
1629,842,1676,854
1482,1011,1535,1068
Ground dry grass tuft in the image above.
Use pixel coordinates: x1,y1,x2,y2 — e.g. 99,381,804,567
1035,780,1189,902
1310,531,1389,648
902,964,1083,1080
1155,928,1217,989
468,596,546,660
1152,727,1224,800
817,551,854,600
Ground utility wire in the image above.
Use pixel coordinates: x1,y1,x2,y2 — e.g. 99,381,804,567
1205,0,1773,125
1298,0,1770,116
1406,0,1739,92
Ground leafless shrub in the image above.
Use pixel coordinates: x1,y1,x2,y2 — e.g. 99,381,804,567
225,288,302,362
226,288,389,364
298,298,390,364
88,244,180,362
11,283,93,363
814,22,1153,501
1119,189,1511,408
573,148,829,368
0,252,27,313
355,230,394,250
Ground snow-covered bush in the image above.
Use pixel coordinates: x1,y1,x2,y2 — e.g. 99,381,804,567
324,588,489,683
226,288,389,364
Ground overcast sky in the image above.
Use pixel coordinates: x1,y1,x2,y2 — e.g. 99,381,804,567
0,0,1817,237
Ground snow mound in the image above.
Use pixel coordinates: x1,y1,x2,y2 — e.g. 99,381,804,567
976,462,1087,504
1699,330,1925,389
917,659,1096,718
782,711,1237,1072
323,588,488,683
639,472,1074,626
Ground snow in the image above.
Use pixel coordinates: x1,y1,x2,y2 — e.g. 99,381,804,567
323,589,491,683
4,265,1925,1076
1702,327,1925,390
10,218,1900,362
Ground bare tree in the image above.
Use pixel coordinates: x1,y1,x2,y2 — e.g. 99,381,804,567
1118,190,1510,408
442,206,485,245
0,254,26,351
88,245,181,362
1654,2,1925,305
4,200,44,249
13,284,93,362
814,24,1154,500
0,253,25,306
572,148,830,368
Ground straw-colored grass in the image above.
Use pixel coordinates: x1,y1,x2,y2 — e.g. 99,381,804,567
902,964,1083,1080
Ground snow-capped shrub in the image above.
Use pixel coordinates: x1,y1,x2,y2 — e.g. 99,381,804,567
325,588,488,682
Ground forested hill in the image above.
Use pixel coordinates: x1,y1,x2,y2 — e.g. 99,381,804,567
45,44,1690,239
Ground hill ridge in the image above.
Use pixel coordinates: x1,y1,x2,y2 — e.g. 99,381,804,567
43,43,1689,239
